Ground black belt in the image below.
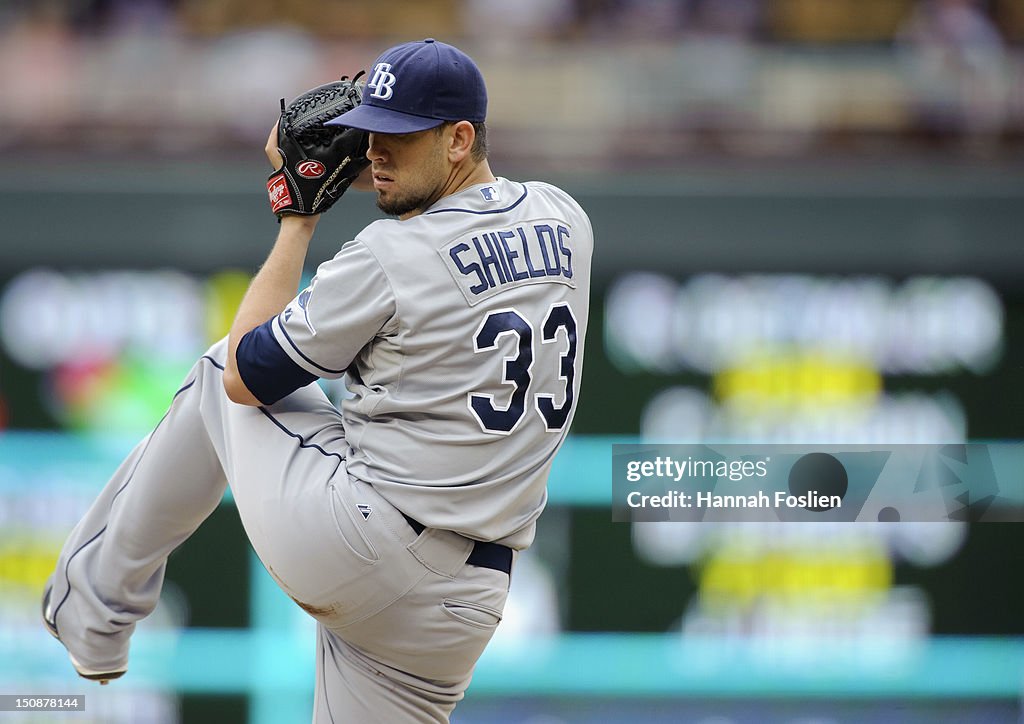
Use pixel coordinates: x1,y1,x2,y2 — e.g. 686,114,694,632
402,514,513,575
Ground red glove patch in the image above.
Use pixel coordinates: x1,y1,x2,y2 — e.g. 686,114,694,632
267,173,292,214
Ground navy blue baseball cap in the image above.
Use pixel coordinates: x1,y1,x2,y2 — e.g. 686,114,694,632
326,39,487,134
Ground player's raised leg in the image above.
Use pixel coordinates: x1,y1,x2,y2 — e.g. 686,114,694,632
43,350,231,680
42,337,350,682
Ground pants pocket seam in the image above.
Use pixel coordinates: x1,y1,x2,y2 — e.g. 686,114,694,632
330,484,380,565
441,598,503,630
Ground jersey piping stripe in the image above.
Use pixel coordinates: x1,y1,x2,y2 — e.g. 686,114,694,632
425,186,528,216
51,375,199,632
202,353,345,462
275,315,348,375
200,355,224,371
256,406,345,462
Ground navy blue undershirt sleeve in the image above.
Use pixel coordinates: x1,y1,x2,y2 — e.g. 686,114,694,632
236,319,318,405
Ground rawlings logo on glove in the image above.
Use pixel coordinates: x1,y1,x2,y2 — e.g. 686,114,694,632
267,73,370,217
296,160,327,179
267,174,292,214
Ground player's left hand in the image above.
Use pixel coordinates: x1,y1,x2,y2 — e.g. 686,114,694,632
265,75,370,218
265,122,284,169
266,122,371,201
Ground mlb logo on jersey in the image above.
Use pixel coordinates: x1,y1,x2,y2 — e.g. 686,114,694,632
480,186,500,202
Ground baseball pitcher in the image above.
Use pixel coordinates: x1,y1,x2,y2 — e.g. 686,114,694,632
42,38,592,723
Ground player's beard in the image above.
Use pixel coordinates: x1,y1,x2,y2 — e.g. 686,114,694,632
375,145,447,218
376,189,428,218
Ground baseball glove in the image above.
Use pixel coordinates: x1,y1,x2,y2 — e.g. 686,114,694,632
266,73,370,217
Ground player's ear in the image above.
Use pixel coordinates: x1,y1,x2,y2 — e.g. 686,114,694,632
446,121,476,163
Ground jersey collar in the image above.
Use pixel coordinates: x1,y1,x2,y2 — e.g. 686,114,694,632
424,178,528,216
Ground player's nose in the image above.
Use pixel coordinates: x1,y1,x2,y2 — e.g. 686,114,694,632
366,133,387,162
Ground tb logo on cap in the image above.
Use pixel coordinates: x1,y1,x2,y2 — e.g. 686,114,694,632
368,62,397,100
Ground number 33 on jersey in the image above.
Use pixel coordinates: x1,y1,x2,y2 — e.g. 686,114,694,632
266,178,592,546
446,216,580,435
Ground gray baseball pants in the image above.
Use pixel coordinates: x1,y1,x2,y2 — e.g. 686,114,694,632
44,339,511,723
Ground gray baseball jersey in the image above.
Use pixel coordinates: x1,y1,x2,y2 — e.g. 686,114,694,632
264,177,592,548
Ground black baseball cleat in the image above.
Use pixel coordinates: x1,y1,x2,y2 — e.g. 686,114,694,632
42,585,126,685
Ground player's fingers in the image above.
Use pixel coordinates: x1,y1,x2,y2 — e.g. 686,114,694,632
265,122,283,169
